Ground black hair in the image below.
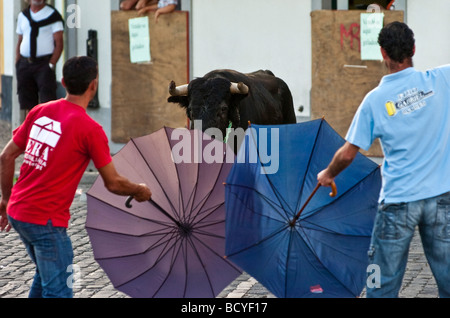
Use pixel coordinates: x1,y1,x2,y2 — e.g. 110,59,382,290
378,22,415,63
63,56,98,95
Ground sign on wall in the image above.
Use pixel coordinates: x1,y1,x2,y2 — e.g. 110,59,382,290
360,13,384,60
128,16,151,64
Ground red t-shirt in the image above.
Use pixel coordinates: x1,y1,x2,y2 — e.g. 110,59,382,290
7,99,112,227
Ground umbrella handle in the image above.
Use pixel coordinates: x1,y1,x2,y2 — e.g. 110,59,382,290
329,182,337,197
290,181,337,226
125,196,182,227
125,196,134,208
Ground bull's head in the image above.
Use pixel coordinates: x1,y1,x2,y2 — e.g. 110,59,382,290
168,77,249,140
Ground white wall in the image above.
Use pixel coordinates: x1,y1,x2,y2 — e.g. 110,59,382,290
2,0,16,77
76,0,113,110
75,0,123,152
2,0,22,128
191,0,312,117
407,0,450,71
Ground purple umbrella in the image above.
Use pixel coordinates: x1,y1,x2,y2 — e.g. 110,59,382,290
86,127,241,298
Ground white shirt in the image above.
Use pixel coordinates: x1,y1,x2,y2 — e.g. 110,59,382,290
16,6,64,58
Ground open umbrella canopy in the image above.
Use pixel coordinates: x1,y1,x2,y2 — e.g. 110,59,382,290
225,118,381,298
86,127,242,298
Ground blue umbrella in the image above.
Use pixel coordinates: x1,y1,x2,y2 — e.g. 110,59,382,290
224,118,381,298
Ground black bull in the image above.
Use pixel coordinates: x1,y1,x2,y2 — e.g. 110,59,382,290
167,69,297,151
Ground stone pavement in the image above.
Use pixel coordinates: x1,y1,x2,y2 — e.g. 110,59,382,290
0,171,439,299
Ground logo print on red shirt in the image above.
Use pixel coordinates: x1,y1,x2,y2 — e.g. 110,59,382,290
24,116,62,171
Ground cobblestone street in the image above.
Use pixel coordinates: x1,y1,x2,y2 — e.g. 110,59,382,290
0,172,439,299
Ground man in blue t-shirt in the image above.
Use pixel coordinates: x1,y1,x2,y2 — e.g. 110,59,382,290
318,22,450,298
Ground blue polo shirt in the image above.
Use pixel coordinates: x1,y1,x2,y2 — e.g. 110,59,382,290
346,65,450,203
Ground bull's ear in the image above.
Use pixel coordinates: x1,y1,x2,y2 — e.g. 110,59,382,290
168,96,189,108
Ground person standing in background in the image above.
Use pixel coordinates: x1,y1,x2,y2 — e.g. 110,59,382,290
16,0,64,122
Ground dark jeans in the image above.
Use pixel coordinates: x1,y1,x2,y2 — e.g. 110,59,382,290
16,56,57,111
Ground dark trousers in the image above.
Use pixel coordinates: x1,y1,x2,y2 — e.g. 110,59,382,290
16,55,57,111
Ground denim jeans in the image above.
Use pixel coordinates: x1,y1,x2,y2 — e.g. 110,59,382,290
8,216,74,298
366,191,450,298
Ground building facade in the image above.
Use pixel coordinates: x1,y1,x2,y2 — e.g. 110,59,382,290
1,0,449,153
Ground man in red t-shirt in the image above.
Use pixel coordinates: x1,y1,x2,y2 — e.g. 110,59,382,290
0,56,151,298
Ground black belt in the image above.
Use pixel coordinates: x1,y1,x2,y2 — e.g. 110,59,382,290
21,54,52,64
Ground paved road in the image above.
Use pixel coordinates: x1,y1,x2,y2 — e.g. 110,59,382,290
0,172,439,299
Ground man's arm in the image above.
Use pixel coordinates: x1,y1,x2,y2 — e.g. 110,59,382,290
50,31,64,67
136,0,158,10
317,141,360,187
15,35,23,65
138,3,176,21
138,3,158,15
98,162,152,202
0,140,24,232
154,4,176,21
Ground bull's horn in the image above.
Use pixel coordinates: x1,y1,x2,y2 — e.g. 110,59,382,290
230,82,249,95
169,81,189,96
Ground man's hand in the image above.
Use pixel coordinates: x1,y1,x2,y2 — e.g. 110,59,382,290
317,168,335,188
0,200,11,232
133,183,152,202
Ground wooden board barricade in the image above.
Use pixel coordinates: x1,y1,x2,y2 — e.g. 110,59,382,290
111,10,189,143
311,10,404,157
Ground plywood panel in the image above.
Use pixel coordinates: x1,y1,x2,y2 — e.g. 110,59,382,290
111,10,189,143
311,10,404,157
